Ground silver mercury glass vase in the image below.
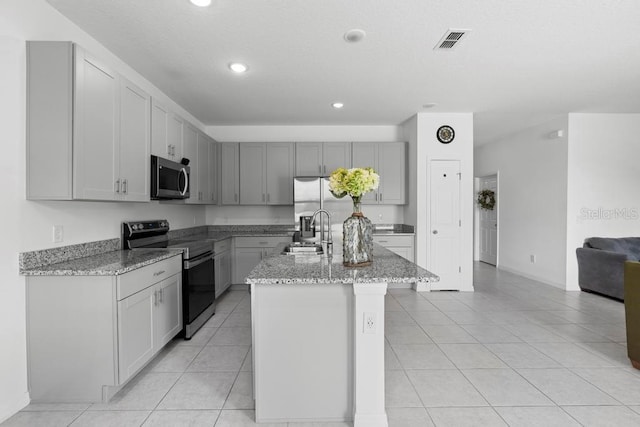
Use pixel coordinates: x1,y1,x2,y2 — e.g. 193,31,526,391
342,199,373,267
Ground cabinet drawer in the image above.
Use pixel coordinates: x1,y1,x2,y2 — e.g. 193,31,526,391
234,236,291,248
117,255,182,301
373,235,414,247
213,238,232,253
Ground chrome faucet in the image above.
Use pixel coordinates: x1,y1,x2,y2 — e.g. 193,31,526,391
311,209,333,256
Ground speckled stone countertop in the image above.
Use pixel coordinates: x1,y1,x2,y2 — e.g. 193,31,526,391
246,243,437,285
21,249,183,276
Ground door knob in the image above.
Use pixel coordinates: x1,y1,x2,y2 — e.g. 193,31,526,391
432,230,438,234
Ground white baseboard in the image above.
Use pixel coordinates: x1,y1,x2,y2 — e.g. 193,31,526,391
0,391,29,424
496,265,565,290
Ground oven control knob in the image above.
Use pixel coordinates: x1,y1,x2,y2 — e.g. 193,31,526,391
137,223,144,230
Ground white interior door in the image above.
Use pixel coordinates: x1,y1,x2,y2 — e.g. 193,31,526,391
479,175,498,266
429,160,461,291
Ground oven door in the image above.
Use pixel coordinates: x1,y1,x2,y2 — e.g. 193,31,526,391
183,252,215,325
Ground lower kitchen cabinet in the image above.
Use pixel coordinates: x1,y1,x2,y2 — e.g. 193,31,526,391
374,234,415,262
233,236,291,284
26,255,182,403
214,238,233,298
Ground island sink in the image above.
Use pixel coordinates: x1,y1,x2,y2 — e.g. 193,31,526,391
281,241,324,255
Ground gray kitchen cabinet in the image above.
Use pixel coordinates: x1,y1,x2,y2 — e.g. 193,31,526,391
183,124,199,203
26,255,182,403
234,247,264,285
197,132,212,203
151,99,183,162
352,142,406,205
295,142,351,176
117,270,182,384
118,78,151,201
185,127,216,204
232,236,291,284
27,41,150,202
266,143,295,204
240,142,294,205
373,234,415,262
214,238,233,297
220,142,240,205
295,142,323,176
209,137,219,204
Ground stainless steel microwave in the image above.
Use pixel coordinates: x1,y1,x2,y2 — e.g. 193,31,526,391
151,155,190,200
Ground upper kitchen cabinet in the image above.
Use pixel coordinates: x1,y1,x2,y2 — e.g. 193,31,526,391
182,124,199,204
118,78,150,201
209,136,219,205
151,99,184,162
352,142,406,205
220,142,240,205
240,142,294,205
295,142,351,176
27,41,150,202
185,126,216,205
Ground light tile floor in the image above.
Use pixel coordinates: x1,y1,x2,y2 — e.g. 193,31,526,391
5,262,640,426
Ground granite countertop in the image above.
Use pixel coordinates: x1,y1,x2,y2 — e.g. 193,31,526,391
21,249,184,276
246,243,438,285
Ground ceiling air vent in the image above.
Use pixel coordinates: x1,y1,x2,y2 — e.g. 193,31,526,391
434,29,471,50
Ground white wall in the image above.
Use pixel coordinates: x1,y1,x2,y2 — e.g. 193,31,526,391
565,113,640,290
402,113,474,291
206,125,405,225
0,1,207,421
475,116,569,288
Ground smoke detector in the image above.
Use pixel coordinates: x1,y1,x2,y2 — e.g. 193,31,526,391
434,29,471,50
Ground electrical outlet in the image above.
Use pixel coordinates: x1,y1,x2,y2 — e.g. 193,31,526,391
363,312,376,334
530,254,536,263
53,225,64,243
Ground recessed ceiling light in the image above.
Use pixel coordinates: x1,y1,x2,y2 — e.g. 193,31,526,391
228,63,248,73
190,0,211,7
344,29,366,43
422,103,437,109
332,102,344,109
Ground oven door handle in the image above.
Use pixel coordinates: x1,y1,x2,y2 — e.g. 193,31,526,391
184,253,214,269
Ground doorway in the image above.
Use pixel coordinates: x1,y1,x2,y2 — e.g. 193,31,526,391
478,174,498,266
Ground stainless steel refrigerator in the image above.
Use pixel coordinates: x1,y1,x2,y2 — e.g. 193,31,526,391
294,177,352,243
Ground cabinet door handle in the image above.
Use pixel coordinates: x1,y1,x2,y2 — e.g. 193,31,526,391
379,193,382,202
323,165,327,174
122,179,128,194
267,193,270,203
374,193,378,201
318,165,322,174
115,179,120,193
159,288,164,303
234,193,238,202
153,290,158,306
259,241,269,245
378,240,388,243
153,270,166,276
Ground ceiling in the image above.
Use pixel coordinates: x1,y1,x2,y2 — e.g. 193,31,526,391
47,0,640,145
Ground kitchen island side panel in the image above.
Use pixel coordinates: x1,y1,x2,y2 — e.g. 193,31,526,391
252,283,354,423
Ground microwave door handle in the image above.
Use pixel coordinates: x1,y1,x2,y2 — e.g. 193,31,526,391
180,168,189,196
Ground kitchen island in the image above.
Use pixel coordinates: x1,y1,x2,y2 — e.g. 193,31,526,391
246,243,438,426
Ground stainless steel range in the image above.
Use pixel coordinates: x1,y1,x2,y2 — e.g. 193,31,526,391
122,220,215,339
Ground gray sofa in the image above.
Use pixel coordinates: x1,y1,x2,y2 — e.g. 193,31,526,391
576,237,640,301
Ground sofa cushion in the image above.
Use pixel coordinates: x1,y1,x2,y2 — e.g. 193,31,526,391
585,237,640,259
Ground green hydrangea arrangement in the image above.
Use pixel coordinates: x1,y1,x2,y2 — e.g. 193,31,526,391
328,167,380,204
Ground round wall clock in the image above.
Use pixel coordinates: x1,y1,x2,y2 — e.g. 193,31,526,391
437,125,455,144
